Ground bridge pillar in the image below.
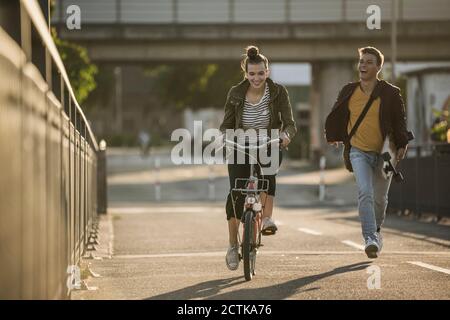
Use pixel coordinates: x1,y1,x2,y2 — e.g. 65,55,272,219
309,61,355,168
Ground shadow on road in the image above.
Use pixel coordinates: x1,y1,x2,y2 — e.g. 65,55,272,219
145,261,372,300
145,276,245,300
326,214,450,248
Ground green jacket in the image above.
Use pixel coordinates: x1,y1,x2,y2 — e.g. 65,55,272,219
219,78,297,140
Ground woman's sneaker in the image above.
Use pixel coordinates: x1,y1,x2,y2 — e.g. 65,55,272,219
364,236,380,259
262,217,278,236
225,245,240,270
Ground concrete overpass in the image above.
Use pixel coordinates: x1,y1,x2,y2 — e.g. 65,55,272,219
52,0,450,164
54,21,450,63
52,0,450,62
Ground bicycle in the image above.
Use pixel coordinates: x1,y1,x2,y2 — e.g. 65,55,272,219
223,136,282,281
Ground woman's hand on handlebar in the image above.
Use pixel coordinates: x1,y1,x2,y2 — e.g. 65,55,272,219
280,132,290,148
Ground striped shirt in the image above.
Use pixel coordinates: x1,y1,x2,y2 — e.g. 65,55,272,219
242,84,271,142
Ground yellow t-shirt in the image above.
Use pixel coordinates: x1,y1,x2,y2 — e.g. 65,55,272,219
347,86,383,153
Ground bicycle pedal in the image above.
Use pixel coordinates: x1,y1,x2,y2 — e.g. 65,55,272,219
261,229,276,236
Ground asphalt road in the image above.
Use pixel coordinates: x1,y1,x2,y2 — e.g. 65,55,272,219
72,149,450,300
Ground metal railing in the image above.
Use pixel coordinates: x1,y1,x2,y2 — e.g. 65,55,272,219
0,0,104,299
388,143,450,219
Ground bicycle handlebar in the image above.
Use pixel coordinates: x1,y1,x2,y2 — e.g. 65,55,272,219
215,135,283,176
223,138,283,150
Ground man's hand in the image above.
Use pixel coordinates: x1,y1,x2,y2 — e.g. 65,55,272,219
328,141,342,148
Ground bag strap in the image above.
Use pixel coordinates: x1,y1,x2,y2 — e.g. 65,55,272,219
347,81,382,141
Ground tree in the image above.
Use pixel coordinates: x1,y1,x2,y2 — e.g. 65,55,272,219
51,28,98,104
145,62,242,110
431,108,449,142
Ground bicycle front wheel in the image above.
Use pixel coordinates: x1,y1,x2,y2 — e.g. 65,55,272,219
242,210,256,281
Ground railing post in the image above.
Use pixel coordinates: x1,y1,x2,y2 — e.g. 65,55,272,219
155,157,161,202
319,156,326,202
97,140,107,214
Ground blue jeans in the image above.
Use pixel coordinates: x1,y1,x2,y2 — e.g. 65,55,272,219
350,146,392,241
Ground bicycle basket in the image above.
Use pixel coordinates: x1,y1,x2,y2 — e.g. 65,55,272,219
233,178,270,195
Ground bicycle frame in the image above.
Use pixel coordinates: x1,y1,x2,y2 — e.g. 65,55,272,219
222,136,281,280
224,136,279,225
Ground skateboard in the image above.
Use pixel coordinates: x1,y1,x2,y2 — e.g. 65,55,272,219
381,131,414,182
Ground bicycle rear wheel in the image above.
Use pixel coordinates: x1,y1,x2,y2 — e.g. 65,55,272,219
242,210,257,281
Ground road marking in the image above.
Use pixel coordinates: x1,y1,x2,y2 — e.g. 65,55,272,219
114,251,362,259
406,261,450,275
395,232,450,248
379,252,450,255
298,228,323,236
341,240,365,251
115,251,224,259
113,251,450,259
109,207,223,214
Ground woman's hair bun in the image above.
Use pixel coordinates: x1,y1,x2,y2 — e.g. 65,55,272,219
241,45,268,73
246,46,259,59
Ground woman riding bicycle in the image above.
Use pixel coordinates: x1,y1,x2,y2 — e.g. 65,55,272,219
219,45,297,271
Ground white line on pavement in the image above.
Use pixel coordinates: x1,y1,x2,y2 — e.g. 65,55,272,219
109,207,223,214
113,251,450,259
115,252,224,259
113,251,363,259
298,228,323,236
341,240,365,251
406,261,450,275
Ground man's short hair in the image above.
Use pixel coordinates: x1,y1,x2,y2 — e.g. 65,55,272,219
358,46,384,67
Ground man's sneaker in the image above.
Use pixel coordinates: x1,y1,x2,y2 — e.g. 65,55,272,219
375,231,383,254
225,245,240,271
261,217,278,236
364,236,380,259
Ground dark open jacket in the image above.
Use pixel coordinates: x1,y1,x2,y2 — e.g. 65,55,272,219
219,78,297,140
324,80,409,150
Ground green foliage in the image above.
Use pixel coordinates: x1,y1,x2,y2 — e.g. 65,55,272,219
51,28,98,104
106,133,137,147
83,65,115,112
431,108,449,142
145,63,242,110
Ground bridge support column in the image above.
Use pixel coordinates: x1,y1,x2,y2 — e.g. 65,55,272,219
310,61,354,167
